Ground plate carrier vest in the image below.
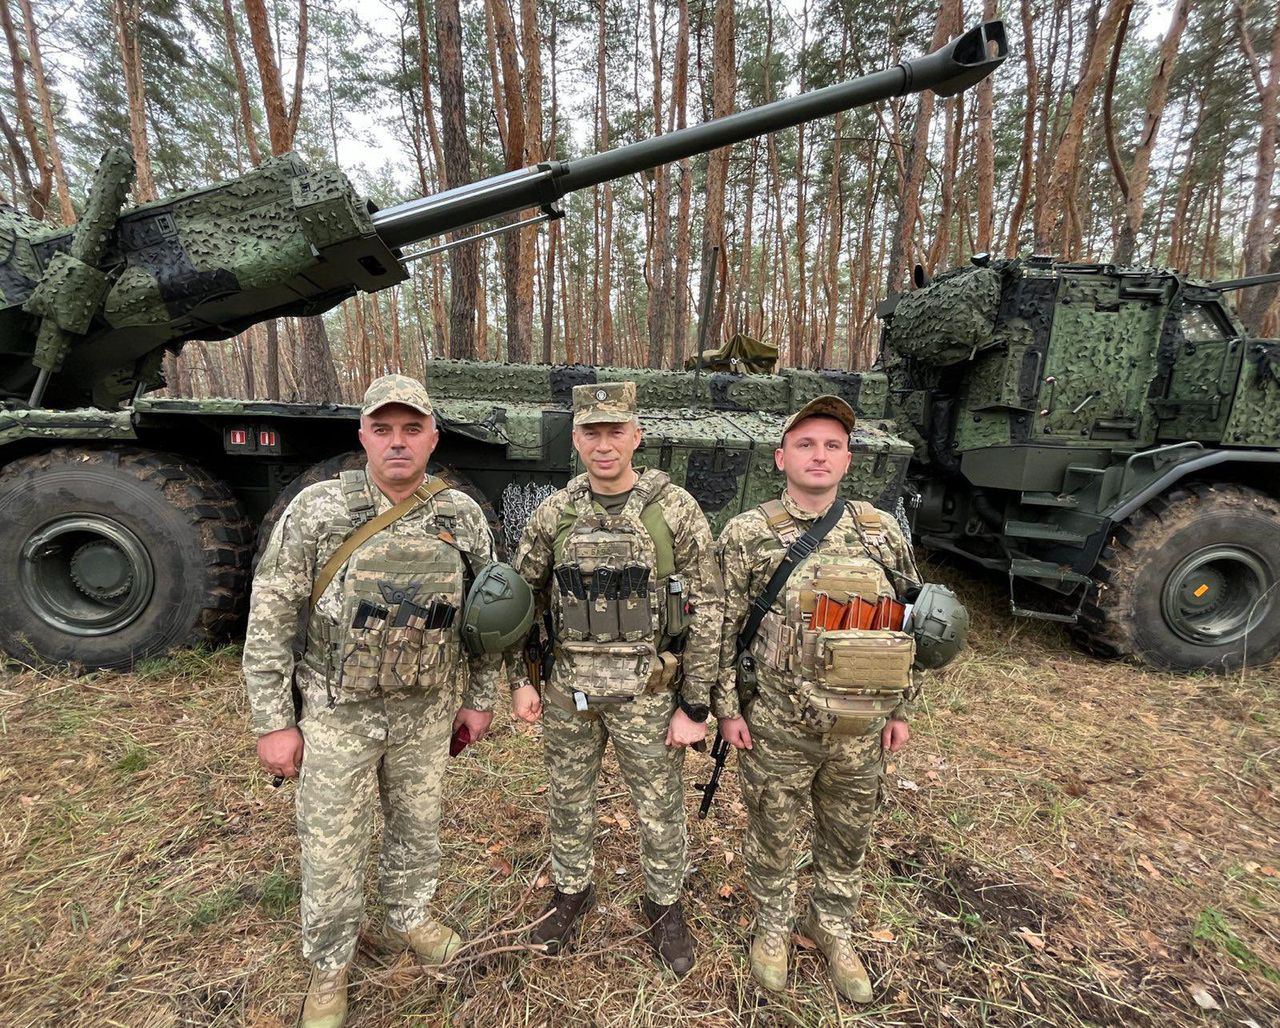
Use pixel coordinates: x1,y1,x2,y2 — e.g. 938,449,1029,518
751,498,915,733
549,469,690,702
301,470,469,704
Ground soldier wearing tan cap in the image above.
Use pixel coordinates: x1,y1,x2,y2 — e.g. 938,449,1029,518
512,380,725,976
244,373,504,1027
715,394,922,1003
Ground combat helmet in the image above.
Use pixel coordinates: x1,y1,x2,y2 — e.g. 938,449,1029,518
461,562,535,655
909,584,969,669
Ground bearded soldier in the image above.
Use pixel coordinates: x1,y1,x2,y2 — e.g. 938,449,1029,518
512,381,724,976
244,375,527,1028
715,396,924,1003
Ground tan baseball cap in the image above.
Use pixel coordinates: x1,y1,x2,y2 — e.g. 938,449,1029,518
361,374,434,417
572,381,638,426
780,395,856,440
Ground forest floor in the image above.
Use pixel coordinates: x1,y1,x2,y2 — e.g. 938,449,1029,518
2,569,1278,1028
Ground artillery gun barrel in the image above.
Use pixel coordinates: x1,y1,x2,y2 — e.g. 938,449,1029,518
373,20,1007,250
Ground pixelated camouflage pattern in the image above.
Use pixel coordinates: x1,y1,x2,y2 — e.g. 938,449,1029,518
542,691,687,902
516,472,723,707
244,466,503,740
738,727,881,935
297,711,452,969
361,373,434,416
572,381,637,425
715,490,920,725
516,472,722,902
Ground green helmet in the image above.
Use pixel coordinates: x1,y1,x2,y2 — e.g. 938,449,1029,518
461,562,535,656
910,583,969,669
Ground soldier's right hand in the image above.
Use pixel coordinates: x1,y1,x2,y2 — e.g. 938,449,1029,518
257,726,305,779
512,683,543,724
718,716,753,751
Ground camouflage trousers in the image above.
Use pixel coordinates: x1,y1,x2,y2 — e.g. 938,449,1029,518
296,713,452,969
738,721,883,937
543,690,687,904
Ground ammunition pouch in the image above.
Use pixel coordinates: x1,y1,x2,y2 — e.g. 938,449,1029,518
795,629,914,734
554,639,680,703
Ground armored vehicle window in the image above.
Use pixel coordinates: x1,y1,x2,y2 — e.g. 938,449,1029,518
1181,303,1232,344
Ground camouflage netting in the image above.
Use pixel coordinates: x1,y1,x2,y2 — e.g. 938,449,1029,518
887,265,1003,366
684,333,779,374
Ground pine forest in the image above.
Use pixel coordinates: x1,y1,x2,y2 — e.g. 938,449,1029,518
2,0,1278,403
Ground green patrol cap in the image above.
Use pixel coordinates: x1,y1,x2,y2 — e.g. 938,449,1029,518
780,395,856,441
361,374,434,418
573,381,637,426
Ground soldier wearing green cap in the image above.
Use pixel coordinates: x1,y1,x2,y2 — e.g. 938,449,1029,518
715,394,922,1003
512,380,724,976
243,373,505,1027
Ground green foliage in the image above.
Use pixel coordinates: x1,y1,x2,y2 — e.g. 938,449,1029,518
1192,907,1280,983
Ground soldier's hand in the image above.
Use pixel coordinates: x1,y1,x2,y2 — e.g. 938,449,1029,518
718,716,753,750
512,684,543,723
882,718,910,753
454,706,495,743
665,708,707,748
257,726,304,779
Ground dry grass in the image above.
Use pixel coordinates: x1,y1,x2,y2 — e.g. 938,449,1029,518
1,569,1278,1027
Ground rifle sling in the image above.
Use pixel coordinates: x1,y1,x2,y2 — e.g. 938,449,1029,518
737,498,848,655
309,476,450,610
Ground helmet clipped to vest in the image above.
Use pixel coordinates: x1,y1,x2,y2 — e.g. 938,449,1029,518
909,584,969,669
461,562,536,655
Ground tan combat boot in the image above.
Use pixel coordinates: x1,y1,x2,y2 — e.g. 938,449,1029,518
749,929,789,992
300,964,348,1028
798,913,873,1003
388,920,463,964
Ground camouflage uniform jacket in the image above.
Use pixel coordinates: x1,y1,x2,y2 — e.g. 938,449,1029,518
716,489,921,728
243,467,502,741
515,470,724,707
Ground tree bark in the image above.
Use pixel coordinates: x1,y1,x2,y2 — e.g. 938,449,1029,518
2,0,52,216
17,0,72,222
435,0,479,358
221,0,261,166
595,0,615,364
699,0,733,350
670,0,692,368
974,0,997,254
1236,1,1280,330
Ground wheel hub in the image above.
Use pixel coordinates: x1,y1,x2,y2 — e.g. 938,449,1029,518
1161,545,1273,647
19,515,155,637
70,541,134,601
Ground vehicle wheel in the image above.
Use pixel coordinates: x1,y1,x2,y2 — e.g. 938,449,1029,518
255,453,503,564
0,447,253,670
1074,482,1280,672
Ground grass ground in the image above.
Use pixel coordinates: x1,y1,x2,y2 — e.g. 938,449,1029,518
2,571,1277,1027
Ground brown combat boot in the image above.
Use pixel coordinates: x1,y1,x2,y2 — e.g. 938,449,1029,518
640,896,696,977
300,963,348,1028
387,919,463,964
798,912,873,1003
529,884,596,955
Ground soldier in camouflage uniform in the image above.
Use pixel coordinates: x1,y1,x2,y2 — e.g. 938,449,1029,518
512,381,724,976
244,375,504,1028
715,396,921,1003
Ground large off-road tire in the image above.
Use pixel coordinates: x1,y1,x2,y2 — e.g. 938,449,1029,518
1074,482,1280,673
0,447,253,670
254,453,502,565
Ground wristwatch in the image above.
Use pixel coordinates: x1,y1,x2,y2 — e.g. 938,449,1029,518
677,693,710,723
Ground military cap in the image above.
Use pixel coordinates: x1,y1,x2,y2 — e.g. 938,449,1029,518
361,374,434,418
573,381,637,426
781,395,856,440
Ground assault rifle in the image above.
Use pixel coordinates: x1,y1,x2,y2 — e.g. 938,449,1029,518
694,727,731,819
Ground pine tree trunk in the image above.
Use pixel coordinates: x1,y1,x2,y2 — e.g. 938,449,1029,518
1237,2,1280,330
17,0,72,222
974,0,997,253
699,0,734,350
221,0,262,165
2,0,52,215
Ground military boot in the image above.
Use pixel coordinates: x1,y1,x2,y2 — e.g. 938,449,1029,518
640,896,695,977
387,920,463,964
798,912,872,1003
749,929,789,992
300,964,348,1028
529,885,596,955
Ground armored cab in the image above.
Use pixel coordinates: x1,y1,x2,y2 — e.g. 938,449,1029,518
882,255,1280,671
0,23,1006,669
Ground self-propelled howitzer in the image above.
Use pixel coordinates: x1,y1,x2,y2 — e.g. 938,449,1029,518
0,21,1006,411
0,23,1006,670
